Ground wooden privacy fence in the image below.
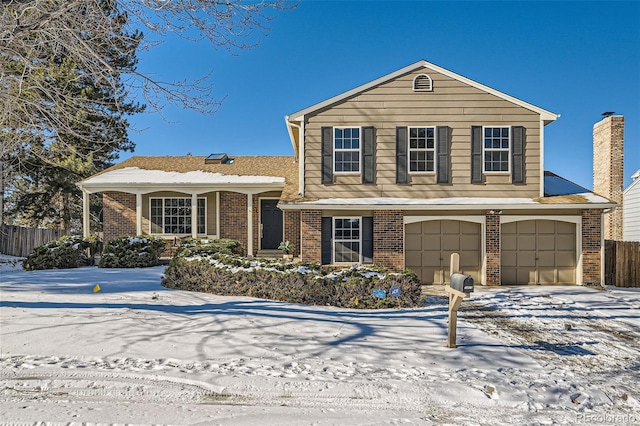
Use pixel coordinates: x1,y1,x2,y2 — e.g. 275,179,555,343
0,225,67,258
604,240,640,288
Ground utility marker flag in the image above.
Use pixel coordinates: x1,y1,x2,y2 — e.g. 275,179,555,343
93,284,101,293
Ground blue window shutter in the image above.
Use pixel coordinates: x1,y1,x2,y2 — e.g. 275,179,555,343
396,127,408,184
321,217,332,264
512,126,525,184
471,126,483,183
321,127,333,184
436,126,450,183
362,217,373,263
362,126,376,184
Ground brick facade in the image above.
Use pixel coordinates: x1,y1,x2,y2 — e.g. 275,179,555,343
219,192,248,254
284,210,301,257
373,210,404,272
485,212,501,286
252,194,260,257
581,209,603,285
300,210,322,263
593,116,624,240
103,192,137,244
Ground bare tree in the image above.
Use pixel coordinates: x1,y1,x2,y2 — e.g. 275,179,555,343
0,0,292,225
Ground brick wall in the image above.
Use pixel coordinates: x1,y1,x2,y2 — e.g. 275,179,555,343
252,194,260,257
373,210,404,272
285,210,301,257
103,192,136,244
485,212,501,286
219,192,248,254
593,116,624,240
582,209,602,285
300,210,322,263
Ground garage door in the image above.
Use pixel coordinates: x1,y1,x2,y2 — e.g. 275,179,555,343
502,220,576,285
405,220,481,285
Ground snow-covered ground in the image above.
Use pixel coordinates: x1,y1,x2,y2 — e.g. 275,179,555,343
1,257,638,425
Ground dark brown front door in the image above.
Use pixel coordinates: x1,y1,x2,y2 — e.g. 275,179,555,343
261,200,283,250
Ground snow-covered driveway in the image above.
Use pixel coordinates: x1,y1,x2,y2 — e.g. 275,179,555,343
1,264,638,425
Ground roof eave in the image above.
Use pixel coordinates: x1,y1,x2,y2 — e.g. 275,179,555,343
77,181,286,194
278,201,617,211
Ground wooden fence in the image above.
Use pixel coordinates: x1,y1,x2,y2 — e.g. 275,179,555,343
0,225,67,258
604,240,640,288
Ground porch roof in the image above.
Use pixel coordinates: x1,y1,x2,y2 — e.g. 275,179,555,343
77,155,299,198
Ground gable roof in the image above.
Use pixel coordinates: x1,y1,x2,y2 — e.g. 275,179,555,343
78,156,299,200
286,59,560,123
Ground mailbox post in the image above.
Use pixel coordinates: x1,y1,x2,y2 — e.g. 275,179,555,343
445,254,474,348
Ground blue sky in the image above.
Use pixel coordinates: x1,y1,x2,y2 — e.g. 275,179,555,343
127,1,640,189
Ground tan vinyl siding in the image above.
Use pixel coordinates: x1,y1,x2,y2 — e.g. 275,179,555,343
304,68,542,199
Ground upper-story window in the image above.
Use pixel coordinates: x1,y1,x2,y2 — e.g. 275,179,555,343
484,127,510,172
413,74,433,91
409,127,436,173
334,127,360,173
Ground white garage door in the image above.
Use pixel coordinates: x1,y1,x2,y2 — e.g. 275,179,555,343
405,220,482,285
502,220,576,285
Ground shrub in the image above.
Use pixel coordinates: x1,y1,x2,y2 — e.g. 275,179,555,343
99,235,166,268
163,249,422,309
23,236,97,271
175,237,245,257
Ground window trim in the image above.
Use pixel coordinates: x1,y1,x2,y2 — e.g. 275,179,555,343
482,125,511,174
333,126,362,175
332,216,362,264
407,126,437,174
149,197,207,235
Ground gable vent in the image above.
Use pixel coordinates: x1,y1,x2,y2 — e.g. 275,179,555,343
413,74,433,92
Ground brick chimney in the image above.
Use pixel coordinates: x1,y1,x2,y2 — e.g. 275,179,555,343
593,114,624,240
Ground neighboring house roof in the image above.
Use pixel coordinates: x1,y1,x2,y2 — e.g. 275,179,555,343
77,156,299,200
543,171,591,197
624,168,640,194
286,59,560,123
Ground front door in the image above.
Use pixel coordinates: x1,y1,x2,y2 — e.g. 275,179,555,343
261,199,283,250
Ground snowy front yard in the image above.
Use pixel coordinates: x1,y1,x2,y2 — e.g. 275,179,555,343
0,259,638,425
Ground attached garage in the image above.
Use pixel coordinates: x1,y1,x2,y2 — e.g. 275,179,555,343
405,220,482,285
501,220,577,285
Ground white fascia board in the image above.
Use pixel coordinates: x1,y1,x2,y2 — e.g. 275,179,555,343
76,182,285,195
287,59,559,122
278,201,617,211
284,116,299,158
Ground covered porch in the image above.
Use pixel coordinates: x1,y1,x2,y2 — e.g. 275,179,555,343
76,161,290,256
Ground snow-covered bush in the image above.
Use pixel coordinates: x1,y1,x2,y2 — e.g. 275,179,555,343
23,236,97,271
99,235,166,268
162,247,421,308
176,237,244,257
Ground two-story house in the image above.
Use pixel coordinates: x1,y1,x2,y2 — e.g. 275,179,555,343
78,60,614,285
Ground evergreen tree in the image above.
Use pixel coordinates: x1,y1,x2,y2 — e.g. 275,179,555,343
3,1,144,231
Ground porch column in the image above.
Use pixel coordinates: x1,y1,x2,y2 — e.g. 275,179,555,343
216,192,221,238
82,190,90,238
136,193,143,236
191,193,198,239
247,193,253,256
